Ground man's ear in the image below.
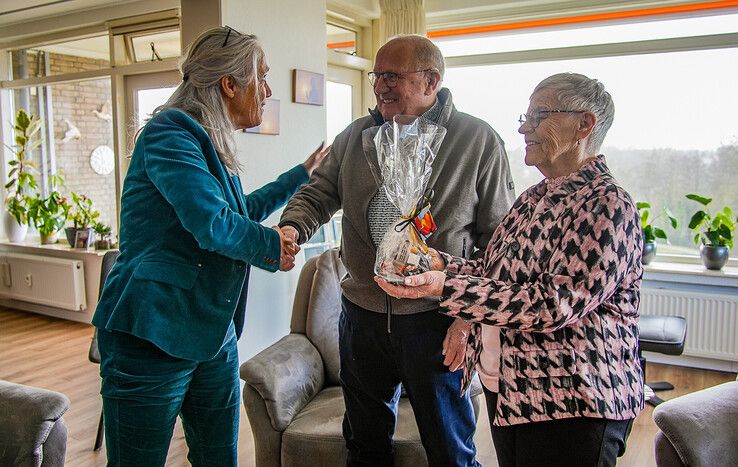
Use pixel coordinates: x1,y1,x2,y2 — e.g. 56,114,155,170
220,75,236,99
424,70,441,96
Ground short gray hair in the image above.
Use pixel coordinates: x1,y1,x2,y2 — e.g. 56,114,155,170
533,73,614,154
385,34,445,80
154,27,264,173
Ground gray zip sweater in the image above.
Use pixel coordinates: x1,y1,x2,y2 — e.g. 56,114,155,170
281,88,515,315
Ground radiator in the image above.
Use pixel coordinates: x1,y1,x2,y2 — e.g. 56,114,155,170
641,288,738,362
0,253,86,311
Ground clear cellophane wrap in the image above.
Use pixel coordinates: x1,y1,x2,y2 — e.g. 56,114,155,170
372,115,446,283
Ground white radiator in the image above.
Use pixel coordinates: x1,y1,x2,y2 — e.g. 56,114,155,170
0,253,86,311
641,288,738,362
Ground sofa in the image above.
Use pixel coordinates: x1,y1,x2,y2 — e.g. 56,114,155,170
653,379,738,466
0,380,69,467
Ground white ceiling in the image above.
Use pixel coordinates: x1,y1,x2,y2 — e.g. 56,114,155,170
0,0,128,27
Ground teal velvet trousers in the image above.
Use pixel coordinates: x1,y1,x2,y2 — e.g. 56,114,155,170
97,323,240,467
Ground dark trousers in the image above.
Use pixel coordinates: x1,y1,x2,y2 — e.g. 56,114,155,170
339,296,480,467
97,324,240,467
484,389,633,467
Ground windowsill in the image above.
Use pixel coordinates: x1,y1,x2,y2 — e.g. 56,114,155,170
644,261,738,288
0,238,108,257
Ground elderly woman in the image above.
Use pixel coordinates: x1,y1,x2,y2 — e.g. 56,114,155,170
377,73,643,467
93,27,328,466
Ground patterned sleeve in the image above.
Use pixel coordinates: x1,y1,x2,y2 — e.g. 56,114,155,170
439,191,641,333
439,251,485,276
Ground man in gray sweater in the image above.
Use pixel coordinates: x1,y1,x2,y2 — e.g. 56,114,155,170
280,35,514,466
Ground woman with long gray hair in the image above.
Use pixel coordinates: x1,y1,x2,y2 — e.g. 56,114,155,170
92,26,328,466
377,73,643,466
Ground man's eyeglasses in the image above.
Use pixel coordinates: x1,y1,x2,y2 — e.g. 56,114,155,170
518,110,585,129
367,69,434,87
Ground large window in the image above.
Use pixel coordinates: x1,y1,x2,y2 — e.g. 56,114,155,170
435,13,738,259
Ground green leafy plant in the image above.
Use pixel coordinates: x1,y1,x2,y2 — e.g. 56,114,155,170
636,201,678,244
69,192,100,229
27,174,69,237
4,109,40,225
93,221,111,238
686,193,736,249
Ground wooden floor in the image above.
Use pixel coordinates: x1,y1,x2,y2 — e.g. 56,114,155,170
0,307,734,466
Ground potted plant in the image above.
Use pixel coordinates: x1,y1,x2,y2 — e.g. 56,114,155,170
686,193,736,270
26,174,69,244
636,201,678,265
65,192,100,246
3,109,40,242
93,221,113,250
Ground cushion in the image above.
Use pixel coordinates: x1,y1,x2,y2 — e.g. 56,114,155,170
653,381,738,467
305,249,345,386
281,387,427,467
639,315,686,355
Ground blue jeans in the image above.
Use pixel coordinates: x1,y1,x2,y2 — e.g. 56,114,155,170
97,323,240,467
339,296,479,467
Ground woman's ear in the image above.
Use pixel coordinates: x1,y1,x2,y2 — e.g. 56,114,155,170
220,75,236,99
577,111,596,140
424,70,442,96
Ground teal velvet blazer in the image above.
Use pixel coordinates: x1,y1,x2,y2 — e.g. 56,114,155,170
92,108,308,360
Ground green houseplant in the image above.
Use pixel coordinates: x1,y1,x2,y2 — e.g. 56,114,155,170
686,193,736,270
636,201,678,265
26,174,69,244
4,109,40,242
93,221,113,250
65,192,100,246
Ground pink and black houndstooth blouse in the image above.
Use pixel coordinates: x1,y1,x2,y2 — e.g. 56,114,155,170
439,155,644,426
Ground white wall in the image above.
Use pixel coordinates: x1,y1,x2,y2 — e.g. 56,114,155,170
221,0,328,360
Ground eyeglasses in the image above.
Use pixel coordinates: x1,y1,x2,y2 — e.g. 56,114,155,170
518,110,585,129
367,69,434,87
222,25,238,47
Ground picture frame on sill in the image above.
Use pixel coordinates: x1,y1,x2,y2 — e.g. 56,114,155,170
74,229,92,249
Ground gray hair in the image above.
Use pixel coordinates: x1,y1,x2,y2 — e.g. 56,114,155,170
385,34,445,80
533,73,614,154
153,27,264,173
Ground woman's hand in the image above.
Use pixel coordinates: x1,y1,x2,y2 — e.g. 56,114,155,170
302,143,331,176
374,271,446,299
443,319,470,372
272,226,300,271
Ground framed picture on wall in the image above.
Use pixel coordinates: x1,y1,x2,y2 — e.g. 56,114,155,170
292,69,324,106
244,98,280,135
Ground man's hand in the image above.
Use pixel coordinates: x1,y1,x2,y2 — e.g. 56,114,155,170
428,248,445,271
373,271,445,299
302,142,331,175
443,319,470,372
280,225,300,245
272,226,300,271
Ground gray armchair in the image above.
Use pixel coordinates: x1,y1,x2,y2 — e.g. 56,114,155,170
0,380,69,467
240,248,481,467
653,379,738,467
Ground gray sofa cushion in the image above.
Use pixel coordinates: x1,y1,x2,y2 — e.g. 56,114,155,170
240,334,324,432
0,380,69,467
305,249,345,386
653,381,738,467
281,387,427,467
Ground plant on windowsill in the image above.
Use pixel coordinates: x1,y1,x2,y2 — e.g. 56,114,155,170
686,193,736,270
636,201,678,265
92,221,114,250
26,174,69,245
3,109,40,242
65,192,100,247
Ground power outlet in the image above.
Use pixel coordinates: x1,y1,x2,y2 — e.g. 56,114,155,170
24,273,33,287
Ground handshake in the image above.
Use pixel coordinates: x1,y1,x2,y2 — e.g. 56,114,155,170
271,225,301,271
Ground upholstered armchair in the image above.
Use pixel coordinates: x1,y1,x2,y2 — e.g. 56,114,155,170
653,379,738,466
240,248,481,466
0,380,69,467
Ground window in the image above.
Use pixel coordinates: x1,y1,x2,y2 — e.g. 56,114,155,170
10,35,110,79
435,12,738,259
327,23,357,55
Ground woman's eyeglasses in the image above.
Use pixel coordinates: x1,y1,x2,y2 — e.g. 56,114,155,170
223,25,239,47
518,110,585,129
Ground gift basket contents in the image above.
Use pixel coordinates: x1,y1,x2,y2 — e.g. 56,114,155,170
372,115,446,284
